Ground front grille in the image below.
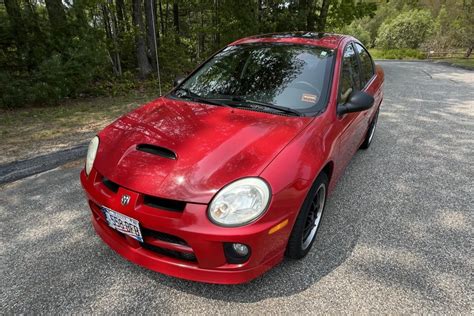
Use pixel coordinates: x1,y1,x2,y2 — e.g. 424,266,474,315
99,172,186,212
143,195,186,212
140,242,197,262
141,227,188,245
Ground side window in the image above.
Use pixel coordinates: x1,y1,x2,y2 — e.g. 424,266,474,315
339,43,361,104
355,43,374,87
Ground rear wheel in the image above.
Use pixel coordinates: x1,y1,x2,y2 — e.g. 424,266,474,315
286,172,328,259
360,108,379,149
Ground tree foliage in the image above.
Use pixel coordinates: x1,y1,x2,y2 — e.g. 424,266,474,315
340,19,371,47
1,0,471,108
426,2,474,53
349,0,473,52
375,9,434,49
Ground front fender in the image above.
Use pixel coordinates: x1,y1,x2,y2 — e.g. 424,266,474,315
260,115,334,198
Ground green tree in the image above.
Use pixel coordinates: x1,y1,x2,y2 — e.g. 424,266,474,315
3,0,423,109
376,9,434,49
426,2,473,56
340,19,371,46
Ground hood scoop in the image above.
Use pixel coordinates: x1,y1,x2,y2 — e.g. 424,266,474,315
136,144,177,160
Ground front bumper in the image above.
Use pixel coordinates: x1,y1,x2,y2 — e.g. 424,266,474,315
80,168,292,284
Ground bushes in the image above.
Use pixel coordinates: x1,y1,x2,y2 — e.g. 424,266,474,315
375,9,434,49
340,19,372,47
369,48,426,60
1,36,109,108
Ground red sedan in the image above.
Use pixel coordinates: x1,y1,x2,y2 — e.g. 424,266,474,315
80,32,384,284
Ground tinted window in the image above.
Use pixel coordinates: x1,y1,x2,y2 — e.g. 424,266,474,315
179,44,335,113
339,43,361,104
355,43,374,87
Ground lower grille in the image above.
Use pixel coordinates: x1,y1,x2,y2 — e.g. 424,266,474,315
89,197,195,263
141,242,197,262
140,227,196,262
141,227,188,245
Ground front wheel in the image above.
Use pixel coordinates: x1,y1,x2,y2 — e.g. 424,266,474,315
360,108,379,149
285,172,328,259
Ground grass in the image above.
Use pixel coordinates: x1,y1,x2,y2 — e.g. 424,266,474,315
369,48,474,68
369,48,426,60
0,94,159,164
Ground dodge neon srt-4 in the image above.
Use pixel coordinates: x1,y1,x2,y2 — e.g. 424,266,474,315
81,32,384,284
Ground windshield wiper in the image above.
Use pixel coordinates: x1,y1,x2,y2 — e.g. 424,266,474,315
172,88,229,107
228,96,303,117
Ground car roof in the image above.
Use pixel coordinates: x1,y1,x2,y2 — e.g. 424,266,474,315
230,32,348,49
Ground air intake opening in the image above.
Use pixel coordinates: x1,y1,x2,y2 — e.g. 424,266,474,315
102,177,119,193
140,242,197,262
143,195,186,212
136,144,177,160
141,227,188,245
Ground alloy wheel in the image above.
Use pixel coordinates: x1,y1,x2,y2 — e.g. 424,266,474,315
301,183,326,250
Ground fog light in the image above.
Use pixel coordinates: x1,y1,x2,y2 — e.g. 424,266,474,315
232,243,249,256
223,242,251,264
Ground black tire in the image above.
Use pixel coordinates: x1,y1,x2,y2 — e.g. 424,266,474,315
360,108,379,150
285,172,328,259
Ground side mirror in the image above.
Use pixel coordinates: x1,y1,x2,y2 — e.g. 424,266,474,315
173,76,186,87
337,91,374,115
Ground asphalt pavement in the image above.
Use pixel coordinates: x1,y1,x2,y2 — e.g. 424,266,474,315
1,61,473,314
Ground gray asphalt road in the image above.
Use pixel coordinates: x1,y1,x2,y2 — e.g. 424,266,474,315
1,61,473,314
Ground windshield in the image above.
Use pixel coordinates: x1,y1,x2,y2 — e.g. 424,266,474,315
175,44,335,115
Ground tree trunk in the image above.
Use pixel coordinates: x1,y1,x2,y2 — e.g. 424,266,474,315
306,0,316,31
108,0,122,75
165,0,170,33
198,7,204,60
132,0,153,78
102,4,120,75
257,0,263,32
145,0,159,71
465,46,473,58
173,0,180,34
159,0,165,35
316,0,330,31
4,0,26,49
24,0,43,41
116,0,127,34
214,0,220,47
44,0,67,35
102,4,113,40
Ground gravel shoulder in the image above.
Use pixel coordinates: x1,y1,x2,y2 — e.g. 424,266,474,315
1,61,473,314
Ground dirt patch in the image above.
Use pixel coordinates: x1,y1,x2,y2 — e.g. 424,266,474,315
0,95,158,165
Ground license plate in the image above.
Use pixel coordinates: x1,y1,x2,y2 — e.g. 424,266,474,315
101,206,143,242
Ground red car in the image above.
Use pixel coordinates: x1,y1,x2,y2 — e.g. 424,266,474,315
81,32,384,284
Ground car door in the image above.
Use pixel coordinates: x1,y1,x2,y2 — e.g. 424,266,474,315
335,42,367,171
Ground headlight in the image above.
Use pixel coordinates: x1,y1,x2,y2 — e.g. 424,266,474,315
208,177,271,227
85,136,99,176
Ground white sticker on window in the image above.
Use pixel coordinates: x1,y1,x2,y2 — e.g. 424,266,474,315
301,93,318,103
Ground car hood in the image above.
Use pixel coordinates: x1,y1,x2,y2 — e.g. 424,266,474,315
94,97,311,203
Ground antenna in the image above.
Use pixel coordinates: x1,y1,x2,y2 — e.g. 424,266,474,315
150,0,162,95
